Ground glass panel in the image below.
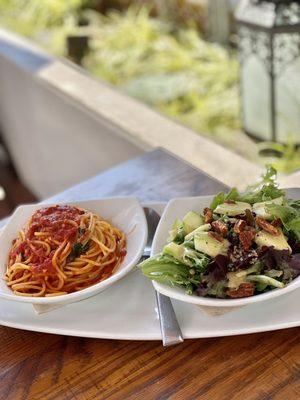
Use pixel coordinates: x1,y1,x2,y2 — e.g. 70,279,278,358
274,32,300,143
235,0,276,27
275,2,300,26
276,57,300,143
242,55,272,140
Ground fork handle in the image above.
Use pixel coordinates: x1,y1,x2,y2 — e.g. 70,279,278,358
155,291,184,346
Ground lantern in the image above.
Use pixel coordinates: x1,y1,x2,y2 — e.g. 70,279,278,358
235,0,300,144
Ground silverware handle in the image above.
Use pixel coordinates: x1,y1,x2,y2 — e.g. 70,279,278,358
155,291,184,347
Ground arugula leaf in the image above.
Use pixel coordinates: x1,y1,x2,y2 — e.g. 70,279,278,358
225,187,239,201
264,165,278,181
210,187,239,210
167,219,186,244
206,280,227,298
210,192,225,210
210,167,283,210
183,249,211,272
267,204,297,224
139,252,211,294
289,219,300,235
139,254,197,289
237,166,284,204
246,275,284,288
267,201,300,240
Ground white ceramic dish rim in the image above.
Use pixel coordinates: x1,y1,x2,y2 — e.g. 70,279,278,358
1,265,300,340
152,193,300,307
2,302,300,340
0,197,147,304
0,203,300,340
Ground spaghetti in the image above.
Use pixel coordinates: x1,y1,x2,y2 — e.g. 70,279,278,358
5,205,126,297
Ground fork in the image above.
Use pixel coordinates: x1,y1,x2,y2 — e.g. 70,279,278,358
143,207,184,346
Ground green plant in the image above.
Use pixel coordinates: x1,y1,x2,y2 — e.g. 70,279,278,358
0,0,86,33
83,7,241,142
0,0,92,54
258,139,300,174
1,2,298,173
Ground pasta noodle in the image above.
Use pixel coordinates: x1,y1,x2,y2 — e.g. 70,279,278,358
5,205,126,297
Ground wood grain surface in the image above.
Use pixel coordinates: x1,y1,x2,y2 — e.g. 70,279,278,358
0,149,299,400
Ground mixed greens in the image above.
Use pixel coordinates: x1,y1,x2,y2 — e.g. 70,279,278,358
140,167,300,299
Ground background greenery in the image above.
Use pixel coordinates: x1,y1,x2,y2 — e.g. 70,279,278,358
0,0,299,173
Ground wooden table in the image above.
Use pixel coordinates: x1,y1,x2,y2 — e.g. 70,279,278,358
1,149,299,400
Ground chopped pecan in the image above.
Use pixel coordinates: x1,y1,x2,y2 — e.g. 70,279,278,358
227,282,254,298
212,220,228,236
234,219,246,234
239,230,256,251
203,207,213,224
256,216,279,236
245,209,255,226
208,231,223,242
271,218,282,228
224,199,236,204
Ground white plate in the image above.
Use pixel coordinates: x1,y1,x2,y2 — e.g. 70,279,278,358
0,202,300,339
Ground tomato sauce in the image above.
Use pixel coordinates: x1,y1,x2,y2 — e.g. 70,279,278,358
29,205,83,242
10,205,83,276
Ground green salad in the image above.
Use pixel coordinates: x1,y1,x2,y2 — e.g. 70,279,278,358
140,167,300,299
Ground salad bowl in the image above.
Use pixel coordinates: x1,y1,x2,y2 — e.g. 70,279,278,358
151,192,300,311
141,168,300,313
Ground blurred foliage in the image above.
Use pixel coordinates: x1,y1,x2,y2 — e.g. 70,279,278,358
152,0,207,32
0,1,298,173
0,0,86,34
0,0,91,53
258,140,300,175
83,7,242,146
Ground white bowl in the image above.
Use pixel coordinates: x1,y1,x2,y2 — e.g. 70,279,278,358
0,197,147,305
151,192,300,311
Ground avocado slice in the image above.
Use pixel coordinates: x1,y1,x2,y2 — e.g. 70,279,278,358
184,223,211,241
227,265,259,289
182,211,204,234
194,232,230,258
253,196,283,220
255,228,291,252
163,242,184,261
227,271,247,289
214,201,252,216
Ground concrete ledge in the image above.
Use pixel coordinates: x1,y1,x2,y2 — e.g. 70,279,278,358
38,60,265,189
